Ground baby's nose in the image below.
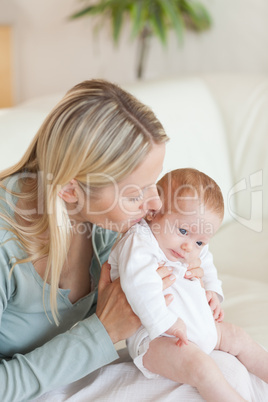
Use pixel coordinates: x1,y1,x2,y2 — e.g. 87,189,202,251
181,241,193,252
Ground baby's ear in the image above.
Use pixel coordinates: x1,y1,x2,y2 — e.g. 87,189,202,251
58,180,78,204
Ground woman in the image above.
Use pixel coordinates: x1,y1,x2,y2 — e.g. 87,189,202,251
0,80,202,401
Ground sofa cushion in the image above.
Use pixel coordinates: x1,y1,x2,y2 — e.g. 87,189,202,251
204,75,268,221
220,274,268,350
210,218,268,349
231,79,268,221
0,95,62,172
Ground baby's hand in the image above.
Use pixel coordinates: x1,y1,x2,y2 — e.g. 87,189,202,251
206,290,224,322
165,318,188,347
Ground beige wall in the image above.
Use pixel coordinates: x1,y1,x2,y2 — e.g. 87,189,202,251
0,25,13,107
0,0,268,103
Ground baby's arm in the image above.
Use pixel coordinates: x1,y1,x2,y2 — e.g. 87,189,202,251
206,290,224,322
200,245,224,299
200,245,224,321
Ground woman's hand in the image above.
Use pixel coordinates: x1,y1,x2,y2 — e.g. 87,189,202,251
157,259,204,283
96,262,140,344
96,262,175,344
184,258,204,280
156,264,176,304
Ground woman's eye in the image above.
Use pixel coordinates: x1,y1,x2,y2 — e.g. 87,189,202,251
179,228,187,235
196,241,203,247
128,194,143,203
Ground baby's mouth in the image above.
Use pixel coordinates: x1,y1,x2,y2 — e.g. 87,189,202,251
170,249,185,260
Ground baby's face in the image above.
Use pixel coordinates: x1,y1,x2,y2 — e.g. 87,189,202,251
149,198,222,264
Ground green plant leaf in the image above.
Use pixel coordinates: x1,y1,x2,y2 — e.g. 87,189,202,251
149,3,167,45
150,20,166,46
181,0,212,31
159,0,184,43
129,1,146,39
69,0,212,51
111,5,124,43
70,4,107,20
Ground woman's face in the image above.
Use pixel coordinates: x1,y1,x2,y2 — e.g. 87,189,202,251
74,143,166,233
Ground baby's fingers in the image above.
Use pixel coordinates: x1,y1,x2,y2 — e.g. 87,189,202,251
174,330,188,346
216,309,224,322
212,304,221,319
206,290,213,303
209,298,219,312
157,265,176,290
164,294,174,306
176,336,188,347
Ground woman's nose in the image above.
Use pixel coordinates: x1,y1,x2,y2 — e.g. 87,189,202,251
141,186,162,212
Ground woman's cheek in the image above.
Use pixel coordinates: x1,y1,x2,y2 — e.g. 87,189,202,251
119,200,141,216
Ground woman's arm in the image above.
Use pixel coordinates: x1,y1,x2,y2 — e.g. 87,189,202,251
0,314,118,402
0,246,118,402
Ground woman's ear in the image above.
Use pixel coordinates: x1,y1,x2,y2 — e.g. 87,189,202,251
58,180,79,204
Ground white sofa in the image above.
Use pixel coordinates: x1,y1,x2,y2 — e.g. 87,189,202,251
0,74,267,401
124,74,268,351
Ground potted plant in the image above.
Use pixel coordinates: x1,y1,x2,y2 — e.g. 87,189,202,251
70,0,212,79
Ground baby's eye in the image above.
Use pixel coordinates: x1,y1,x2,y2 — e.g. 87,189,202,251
179,228,187,235
196,241,203,247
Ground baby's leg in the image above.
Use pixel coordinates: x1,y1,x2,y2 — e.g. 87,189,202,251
143,337,246,402
215,322,268,383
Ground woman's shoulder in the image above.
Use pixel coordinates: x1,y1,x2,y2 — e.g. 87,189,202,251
0,224,22,263
0,214,15,242
0,174,21,219
0,227,19,299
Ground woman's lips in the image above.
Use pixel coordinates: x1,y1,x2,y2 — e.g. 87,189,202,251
131,217,144,224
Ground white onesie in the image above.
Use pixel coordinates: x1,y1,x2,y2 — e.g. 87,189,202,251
109,219,224,378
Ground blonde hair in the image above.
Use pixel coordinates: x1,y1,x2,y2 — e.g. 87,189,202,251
0,79,168,324
157,168,224,219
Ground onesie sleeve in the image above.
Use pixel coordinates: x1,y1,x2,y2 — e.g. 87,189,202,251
0,246,119,402
200,245,224,302
110,232,177,340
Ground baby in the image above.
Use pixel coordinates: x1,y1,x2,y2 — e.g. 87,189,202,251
109,168,268,402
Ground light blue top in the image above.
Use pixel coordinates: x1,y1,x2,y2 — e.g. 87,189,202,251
0,176,119,401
